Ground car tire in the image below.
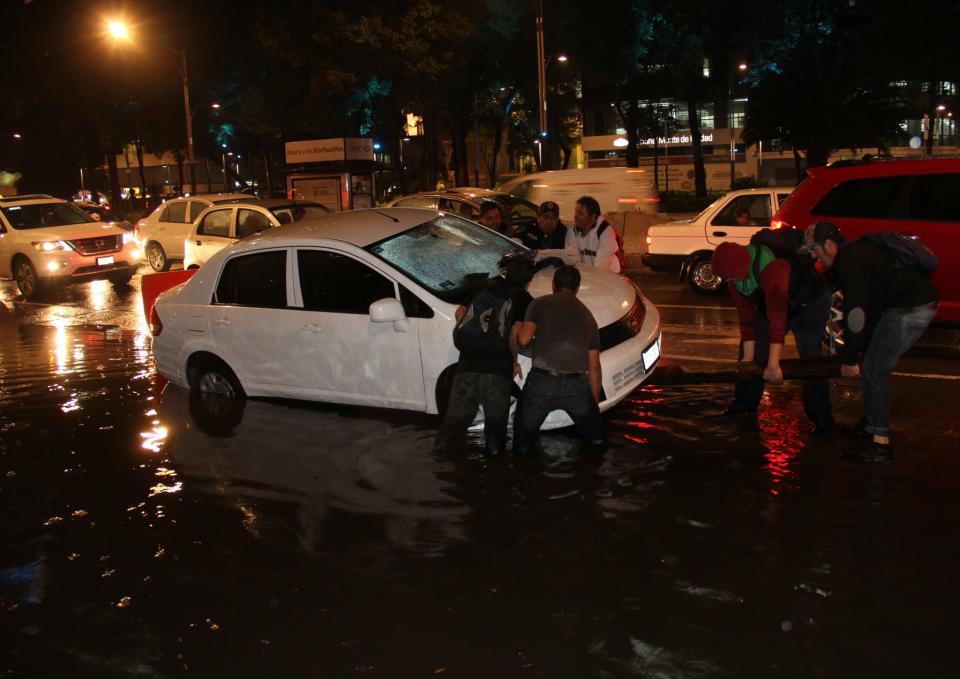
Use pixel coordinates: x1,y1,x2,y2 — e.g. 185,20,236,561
146,242,170,272
13,256,43,299
434,365,458,420
110,271,134,287
687,256,724,295
189,357,245,400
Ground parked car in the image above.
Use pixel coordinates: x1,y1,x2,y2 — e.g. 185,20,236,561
183,199,330,269
147,208,662,429
73,201,134,232
0,194,140,298
498,167,660,222
135,193,250,272
387,188,539,232
774,157,960,322
642,187,794,294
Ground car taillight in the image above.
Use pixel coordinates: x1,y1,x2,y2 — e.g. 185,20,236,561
149,306,163,336
646,235,653,245
770,218,789,230
135,221,144,238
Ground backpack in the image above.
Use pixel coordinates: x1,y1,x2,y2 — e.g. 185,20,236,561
861,232,938,272
452,289,513,356
597,221,627,270
749,227,827,312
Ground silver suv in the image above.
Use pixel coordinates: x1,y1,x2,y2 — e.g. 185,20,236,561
0,194,141,298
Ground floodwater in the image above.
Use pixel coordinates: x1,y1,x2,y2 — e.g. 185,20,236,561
1,278,959,677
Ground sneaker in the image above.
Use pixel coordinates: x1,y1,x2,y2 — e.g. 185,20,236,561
842,442,894,464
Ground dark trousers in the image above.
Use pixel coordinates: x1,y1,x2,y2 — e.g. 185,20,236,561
435,370,512,453
513,370,604,453
734,293,833,425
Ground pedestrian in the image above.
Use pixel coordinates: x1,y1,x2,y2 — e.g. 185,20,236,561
478,200,506,234
710,238,834,432
799,221,938,463
566,195,623,272
521,200,568,251
513,265,605,456
435,251,536,456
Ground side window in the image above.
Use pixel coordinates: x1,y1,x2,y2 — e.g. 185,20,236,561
237,209,272,238
215,251,287,307
907,173,960,222
400,286,434,319
811,176,907,219
713,195,771,226
197,209,232,237
453,200,479,219
189,201,210,221
776,193,792,208
297,250,396,314
510,180,533,199
161,202,187,223
395,196,439,209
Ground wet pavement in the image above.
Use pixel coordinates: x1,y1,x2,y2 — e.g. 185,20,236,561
1,272,959,677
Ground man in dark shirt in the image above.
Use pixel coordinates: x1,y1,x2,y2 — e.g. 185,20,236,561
513,265,604,455
711,241,833,432
435,252,535,455
800,221,938,463
521,200,568,250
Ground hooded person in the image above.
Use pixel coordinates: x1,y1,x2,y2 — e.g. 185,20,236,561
711,240,834,432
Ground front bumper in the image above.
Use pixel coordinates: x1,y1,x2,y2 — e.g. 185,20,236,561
35,243,142,282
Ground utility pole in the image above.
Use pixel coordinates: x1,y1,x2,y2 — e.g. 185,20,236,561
536,0,548,169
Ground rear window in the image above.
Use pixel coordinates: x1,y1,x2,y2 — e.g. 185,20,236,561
907,173,960,222
811,176,907,219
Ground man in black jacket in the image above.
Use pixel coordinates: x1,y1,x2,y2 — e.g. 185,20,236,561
800,222,938,463
521,201,568,250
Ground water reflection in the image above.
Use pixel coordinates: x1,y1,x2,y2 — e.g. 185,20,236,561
157,386,469,555
756,390,806,495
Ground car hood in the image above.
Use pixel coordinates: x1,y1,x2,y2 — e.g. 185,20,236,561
527,265,638,327
24,224,127,241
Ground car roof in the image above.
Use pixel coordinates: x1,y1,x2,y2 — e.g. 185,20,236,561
251,207,445,248
810,156,960,179
214,198,327,209
0,194,65,205
168,192,251,202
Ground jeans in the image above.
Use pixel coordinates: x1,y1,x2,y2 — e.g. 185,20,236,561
435,371,512,453
734,291,833,425
861,302,937,437
513,370,603,453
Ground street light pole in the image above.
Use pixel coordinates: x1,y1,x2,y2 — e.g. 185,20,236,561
535,0,547,169
180,49,194,180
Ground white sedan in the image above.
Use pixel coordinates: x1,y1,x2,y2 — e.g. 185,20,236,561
148,208,661,429
183,199,331,270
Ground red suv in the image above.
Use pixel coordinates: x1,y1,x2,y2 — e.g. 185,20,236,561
773,157,960,322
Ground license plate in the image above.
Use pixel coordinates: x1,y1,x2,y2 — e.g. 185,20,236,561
97,256,115,266
642,337,661,370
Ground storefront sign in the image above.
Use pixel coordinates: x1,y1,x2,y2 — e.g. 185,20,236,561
285,138,374,164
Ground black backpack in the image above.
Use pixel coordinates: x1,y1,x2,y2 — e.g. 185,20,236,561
861,232,938,272
749,228,827,312
452,289,513,355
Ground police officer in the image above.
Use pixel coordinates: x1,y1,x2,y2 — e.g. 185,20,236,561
522,201,568,250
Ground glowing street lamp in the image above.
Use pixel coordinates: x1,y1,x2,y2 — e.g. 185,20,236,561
106,19,195,183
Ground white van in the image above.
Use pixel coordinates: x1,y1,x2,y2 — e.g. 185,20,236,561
499,167,659,221
641,187,793,294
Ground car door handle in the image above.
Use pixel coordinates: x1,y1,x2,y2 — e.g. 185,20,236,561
213,318,231,326
195,240,202,246
712,231,728,237
301,323,322,334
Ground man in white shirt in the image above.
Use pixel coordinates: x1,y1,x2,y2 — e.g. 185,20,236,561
564,195,622,273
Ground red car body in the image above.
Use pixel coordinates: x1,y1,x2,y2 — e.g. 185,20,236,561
773,158,960,322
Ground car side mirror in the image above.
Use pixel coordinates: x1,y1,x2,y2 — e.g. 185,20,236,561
369,297,409,333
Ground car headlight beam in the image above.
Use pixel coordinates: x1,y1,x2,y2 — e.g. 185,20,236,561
32,240,72,252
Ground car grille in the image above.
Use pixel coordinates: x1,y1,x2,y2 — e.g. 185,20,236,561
66,235,122,256
598,294,646,351
612,358,647,393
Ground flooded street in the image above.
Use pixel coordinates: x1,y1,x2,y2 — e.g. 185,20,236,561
2,272,959,678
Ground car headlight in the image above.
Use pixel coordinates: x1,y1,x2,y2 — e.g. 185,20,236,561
32,240,71,252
